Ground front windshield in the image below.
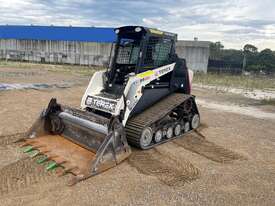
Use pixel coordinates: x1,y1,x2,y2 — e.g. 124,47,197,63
116,38,140,64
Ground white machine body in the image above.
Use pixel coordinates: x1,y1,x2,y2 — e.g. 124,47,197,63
81,63,176,125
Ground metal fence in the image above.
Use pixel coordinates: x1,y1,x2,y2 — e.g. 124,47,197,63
207,59,243,74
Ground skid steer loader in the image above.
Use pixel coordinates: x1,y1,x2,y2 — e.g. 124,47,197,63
21,26,200,185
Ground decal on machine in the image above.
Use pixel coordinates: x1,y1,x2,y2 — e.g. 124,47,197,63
137,70,154,79
85,96,117,113
137,64,174,84
156,66,172,76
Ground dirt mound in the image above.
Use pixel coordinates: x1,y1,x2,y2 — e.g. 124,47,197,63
174,133,245,163
128,148,199,187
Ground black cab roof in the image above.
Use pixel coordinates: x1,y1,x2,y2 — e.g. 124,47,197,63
115,26,177,40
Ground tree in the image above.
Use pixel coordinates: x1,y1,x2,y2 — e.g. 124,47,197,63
243,44,258,53
257,49,275,72
209,41,224,60
243,44,258,70
244,48,275,73
208,41,275,74
221,49,243,67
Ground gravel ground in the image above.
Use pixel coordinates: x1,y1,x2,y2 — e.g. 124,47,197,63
0,66,275,206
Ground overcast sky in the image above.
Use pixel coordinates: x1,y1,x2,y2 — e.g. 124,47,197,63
0,0,275,50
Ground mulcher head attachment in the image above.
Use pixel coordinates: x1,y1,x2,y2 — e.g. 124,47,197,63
21,98,131,185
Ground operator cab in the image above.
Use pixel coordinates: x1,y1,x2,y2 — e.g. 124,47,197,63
104,26,177,96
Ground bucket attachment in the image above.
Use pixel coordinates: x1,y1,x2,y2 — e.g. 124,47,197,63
21,98,131,185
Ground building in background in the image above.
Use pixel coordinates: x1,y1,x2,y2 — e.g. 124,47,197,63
176,40,210,73
0,25,115,66
0,25,210,72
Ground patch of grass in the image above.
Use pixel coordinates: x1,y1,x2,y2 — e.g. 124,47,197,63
260,99,275,106
0,60,104,76
193,73,275,90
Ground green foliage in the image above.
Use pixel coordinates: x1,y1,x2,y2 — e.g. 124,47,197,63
209,42,224,59
244,44,258,53
220,49,243,67
209,42,275,73
246,48,275,73
260,99,275,106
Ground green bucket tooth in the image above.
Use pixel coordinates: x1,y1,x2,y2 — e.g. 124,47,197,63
23,145,34,153
46,161,58,171
28,150,40,158
37,155,48,164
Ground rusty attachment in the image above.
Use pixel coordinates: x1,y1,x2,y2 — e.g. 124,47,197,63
21,98,131,185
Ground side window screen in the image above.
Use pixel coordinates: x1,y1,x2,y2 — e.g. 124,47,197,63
116,38,140,64
143,37,172,67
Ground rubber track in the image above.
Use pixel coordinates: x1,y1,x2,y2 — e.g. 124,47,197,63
125,93,194,149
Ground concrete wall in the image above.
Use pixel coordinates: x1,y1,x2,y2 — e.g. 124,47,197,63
176,40,210,73
0,39,112,66
0,39,210,72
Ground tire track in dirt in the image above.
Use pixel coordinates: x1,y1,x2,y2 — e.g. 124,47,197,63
0,133,68,196
128,148,200,187
0,133,27,170
0,133,26,146
0,157,57,196
173,133,246,163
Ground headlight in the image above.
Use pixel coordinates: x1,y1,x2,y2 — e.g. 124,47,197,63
135,27,142,32
115,29,120,34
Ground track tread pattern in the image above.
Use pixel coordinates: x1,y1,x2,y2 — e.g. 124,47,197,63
173,133,246,163
126,93,194,148
128,148,200,187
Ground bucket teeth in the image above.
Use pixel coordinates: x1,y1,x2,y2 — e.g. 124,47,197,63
55,159,66,165
20,140,36,147
37,155,49,164
61,167,77,176
39,148,50,154
22,145,34,153
46,161,58,171
19,128,131,185
27,149,40,158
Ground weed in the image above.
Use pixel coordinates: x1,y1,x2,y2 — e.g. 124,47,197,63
193,73,275,90
260,99,275,106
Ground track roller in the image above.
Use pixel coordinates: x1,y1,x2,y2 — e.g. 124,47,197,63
125,93,200,149
166,126,174,139
174,124,182,136
140,127,153,149
191,114,200,129
154,130,163,143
